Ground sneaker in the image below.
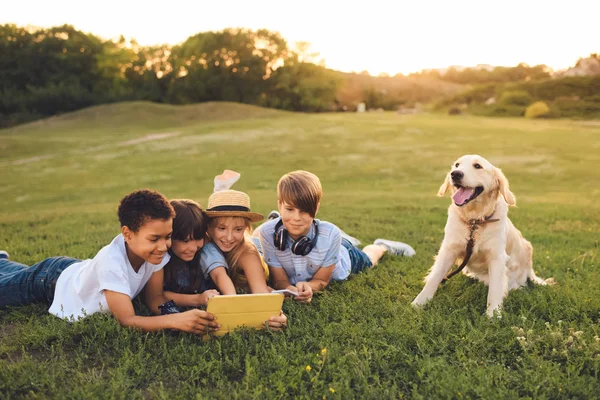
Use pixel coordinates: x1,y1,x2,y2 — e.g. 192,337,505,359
373,239,416,257
267,210,280,220
341,231,361,246
0,250,9,260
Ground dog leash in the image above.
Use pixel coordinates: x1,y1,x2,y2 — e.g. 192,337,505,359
442,213,500,283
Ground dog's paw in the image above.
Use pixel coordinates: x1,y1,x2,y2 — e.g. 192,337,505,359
411,295,429,308
544,277,557,285
486,307,503,319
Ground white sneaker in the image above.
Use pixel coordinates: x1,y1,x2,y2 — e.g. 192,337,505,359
373,239,416,257
0,250,9,260
341,231,361,246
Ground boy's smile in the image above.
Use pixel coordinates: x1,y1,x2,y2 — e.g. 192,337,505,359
123,218,173,270
278,201,315,240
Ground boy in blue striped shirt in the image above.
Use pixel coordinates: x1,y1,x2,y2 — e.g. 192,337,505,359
258,170,414,303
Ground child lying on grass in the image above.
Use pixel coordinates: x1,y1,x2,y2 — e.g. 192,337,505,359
143,196,287,330
0,189,219,334
200,170,272,295
257,170,415,303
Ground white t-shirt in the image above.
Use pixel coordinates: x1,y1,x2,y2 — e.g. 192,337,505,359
49,234,170,321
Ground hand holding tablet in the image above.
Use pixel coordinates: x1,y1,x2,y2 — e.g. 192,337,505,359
205,293,284,337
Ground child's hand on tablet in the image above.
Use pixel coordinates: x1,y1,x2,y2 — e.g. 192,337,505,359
294,282,313,303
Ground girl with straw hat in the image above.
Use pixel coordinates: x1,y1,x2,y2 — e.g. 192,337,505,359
200,170,271,295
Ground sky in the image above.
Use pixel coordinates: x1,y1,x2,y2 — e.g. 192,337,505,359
2,0,598,75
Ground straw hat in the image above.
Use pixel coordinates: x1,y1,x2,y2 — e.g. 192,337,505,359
205,170,264,223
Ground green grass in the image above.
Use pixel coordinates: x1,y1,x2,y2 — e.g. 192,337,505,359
1,102,599,399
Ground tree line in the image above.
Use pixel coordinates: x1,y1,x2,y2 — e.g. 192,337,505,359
0,24,343,127
3,24,571,127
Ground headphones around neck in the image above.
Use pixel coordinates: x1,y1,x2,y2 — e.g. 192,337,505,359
273,218,319,256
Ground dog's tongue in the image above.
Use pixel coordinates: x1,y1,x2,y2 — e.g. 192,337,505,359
452,187,474,205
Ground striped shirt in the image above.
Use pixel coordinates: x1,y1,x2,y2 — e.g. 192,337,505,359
258,218,351,285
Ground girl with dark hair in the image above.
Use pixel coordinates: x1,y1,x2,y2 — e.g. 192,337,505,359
161,199,220,307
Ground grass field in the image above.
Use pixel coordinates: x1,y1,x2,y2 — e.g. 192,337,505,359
1,101,599,399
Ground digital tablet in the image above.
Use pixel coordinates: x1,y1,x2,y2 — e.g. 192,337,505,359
206,293,284,337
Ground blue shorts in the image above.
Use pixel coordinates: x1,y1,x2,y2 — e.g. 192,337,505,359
341,238,373,274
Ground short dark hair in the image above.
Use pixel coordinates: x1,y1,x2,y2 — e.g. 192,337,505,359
170,199,208,241
118,189,175,232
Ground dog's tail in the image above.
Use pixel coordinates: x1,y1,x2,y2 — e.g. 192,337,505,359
524,240,555,285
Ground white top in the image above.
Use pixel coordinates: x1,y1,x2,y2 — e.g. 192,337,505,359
258,218,351,285
49,234,170,321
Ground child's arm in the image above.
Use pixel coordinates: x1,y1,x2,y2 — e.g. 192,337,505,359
144,270,217,310
238,251,270,293
105,290,219,333
143,269,174,313
305,264,335,292
269,266,295,291
209,267,236,295
163,289,220,307
269,267,311,302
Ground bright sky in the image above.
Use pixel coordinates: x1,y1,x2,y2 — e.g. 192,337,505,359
2,0,598,75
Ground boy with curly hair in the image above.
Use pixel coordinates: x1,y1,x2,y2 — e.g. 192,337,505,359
0,189,219,334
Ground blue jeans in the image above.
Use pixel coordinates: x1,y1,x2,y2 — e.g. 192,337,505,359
0,256,80,308
341,238,373,274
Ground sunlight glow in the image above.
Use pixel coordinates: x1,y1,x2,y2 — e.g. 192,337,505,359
2,0,598,75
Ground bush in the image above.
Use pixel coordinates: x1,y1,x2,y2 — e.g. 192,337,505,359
550,99,600,119
582,94,600,103
435,84,498,109
469,104,525,117
499,90,533,106
510,76,600,101
525,101,551,118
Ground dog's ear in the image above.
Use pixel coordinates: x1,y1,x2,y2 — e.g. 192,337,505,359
437,173,451,196
494,167,516,206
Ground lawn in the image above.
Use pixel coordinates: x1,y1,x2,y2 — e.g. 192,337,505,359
1,102,599,399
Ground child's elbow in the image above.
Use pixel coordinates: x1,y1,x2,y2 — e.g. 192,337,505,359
113,313,140,330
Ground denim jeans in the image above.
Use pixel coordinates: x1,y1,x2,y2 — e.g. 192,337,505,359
341,238,373,274
0,256,80,308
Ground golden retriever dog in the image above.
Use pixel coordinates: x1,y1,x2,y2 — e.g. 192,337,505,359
412,155,552,317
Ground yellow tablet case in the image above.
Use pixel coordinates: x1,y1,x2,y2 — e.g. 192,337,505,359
206,293,284,337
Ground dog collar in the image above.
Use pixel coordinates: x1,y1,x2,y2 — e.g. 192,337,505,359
444,211,500,283
467,209,500,227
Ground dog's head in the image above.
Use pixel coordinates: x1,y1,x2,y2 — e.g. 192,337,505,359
437,155,516,207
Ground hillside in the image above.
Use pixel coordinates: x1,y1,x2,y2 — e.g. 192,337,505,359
435,75,600,118
335,70,466,109
2,101,289,135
